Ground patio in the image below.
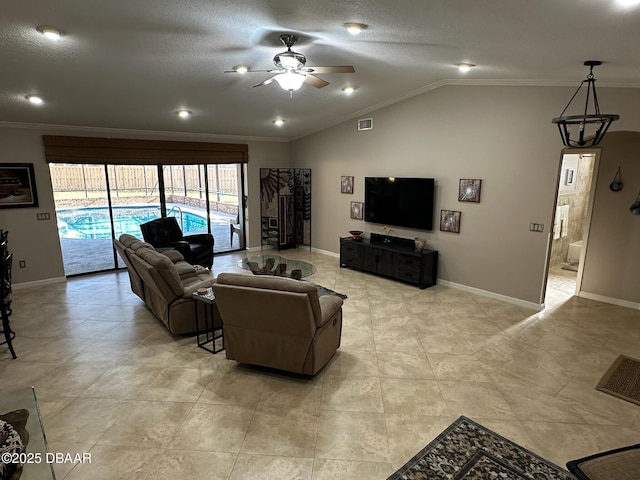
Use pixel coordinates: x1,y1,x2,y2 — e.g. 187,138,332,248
60,220,242,276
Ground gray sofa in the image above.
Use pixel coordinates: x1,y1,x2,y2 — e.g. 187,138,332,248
114,234,218,334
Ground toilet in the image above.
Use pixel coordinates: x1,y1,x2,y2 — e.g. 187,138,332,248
568,240,583,263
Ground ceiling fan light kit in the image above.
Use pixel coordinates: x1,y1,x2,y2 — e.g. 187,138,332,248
225,33,355,93
274,72,306,92
552,60,619,148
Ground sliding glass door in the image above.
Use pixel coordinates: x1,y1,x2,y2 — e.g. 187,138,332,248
50,162,245,276
51,164,116,275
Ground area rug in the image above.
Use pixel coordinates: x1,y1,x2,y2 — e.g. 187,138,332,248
596,354,640,406
387,416,573,480
314,284,347,299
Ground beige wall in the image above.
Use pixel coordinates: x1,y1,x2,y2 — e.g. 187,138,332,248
581,131,640,304
0,126,289,285
290,85,640,306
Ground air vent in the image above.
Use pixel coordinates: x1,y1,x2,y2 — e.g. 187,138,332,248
358,118,373,131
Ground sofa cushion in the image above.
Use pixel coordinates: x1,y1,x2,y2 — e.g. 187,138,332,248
215,272,323,328
135,247,184,297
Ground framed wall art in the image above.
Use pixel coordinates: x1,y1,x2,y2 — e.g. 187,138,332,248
440,210,461,233
0,163,39,208
341,176,354,194
458,179,482,202
350,201,363,220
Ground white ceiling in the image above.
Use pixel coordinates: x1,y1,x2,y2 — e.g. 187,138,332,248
2,0,640,140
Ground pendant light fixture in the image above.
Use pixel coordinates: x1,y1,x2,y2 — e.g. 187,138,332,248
552,61,619,148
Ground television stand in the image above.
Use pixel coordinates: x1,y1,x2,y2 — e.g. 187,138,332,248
339,233,438,289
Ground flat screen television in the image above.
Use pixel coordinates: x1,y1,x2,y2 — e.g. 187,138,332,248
364,177,435,230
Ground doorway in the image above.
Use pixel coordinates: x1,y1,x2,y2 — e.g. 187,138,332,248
544,151,598,308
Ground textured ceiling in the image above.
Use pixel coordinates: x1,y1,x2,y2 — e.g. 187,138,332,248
2,0,640,140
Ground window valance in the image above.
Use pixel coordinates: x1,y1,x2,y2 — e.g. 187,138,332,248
42,135,248,165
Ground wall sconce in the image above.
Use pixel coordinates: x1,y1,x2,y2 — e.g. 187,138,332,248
631,192,640,215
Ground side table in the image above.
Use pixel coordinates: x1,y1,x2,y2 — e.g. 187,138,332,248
192,287,224,353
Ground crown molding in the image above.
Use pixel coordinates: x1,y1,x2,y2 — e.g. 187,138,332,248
0,121,289,143
290,78,640,141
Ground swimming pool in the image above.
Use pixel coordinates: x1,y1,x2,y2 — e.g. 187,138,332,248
56,205,208,239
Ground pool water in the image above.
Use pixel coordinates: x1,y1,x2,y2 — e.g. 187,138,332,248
57,205,208,239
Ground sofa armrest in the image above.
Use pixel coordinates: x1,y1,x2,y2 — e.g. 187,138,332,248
318,295,343,327
161,249,185,263
182,277,217,297
184,233,214,245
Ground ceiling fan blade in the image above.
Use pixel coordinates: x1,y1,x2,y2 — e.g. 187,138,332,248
305,74,330,88
253,77,276,88
224,69,273,74
304,66,355,74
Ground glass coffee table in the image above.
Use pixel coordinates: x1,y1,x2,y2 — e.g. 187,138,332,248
0,386,56,479
238,255,316,279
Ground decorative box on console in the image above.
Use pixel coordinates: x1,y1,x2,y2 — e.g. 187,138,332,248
339,233,438,289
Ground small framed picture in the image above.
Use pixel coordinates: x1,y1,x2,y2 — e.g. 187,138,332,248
350,201,363,220
341,176,354,194
0,163,39,209
440,210,461,233
268,217,278,228
458,179,482,203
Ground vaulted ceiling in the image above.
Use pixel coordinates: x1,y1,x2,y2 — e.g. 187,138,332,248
2,0,640,140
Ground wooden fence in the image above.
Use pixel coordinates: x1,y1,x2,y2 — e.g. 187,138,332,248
49,164,239,196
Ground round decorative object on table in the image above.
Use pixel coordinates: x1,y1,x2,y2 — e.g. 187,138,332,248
414,237,427,252
348,230,364,241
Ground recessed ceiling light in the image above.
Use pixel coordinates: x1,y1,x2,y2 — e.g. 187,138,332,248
456,63,476,73
36,25,64,40
235,65,249,74
273,119,285,127
343,23,368,35
176,109,192,118
342,86,356,94
25,94,44,105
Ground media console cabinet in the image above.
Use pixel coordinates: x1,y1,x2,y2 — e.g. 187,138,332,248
339,233,438,289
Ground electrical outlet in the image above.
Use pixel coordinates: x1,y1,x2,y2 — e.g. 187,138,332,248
19,260,26,268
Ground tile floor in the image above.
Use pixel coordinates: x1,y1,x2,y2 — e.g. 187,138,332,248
1,250,639,479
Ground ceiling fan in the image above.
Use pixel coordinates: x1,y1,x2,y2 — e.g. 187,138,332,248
225,34,355,92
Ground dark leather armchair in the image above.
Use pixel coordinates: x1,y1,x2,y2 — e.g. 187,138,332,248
140,216,214,268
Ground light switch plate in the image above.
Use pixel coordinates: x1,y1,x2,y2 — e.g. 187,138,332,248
529,223,544,232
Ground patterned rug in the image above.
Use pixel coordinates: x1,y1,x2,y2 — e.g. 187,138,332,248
596,354,640,406
314,284,348,299
387,416,574,480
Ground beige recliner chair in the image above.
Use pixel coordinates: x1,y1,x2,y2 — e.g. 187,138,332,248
212,272,343,375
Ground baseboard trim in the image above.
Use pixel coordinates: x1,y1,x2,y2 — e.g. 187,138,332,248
578,291,640,310
437,279,543,311
312,246,338,258
13,276,67,290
